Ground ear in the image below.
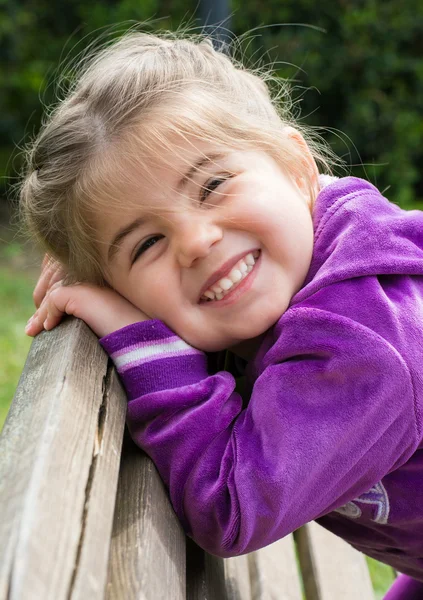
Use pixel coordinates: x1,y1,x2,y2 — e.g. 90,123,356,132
284,126,319,203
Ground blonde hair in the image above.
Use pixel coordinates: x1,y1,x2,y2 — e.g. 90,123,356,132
18,26,336,285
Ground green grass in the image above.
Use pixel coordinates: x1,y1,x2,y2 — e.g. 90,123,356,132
366,556,396,599
0,266,35,430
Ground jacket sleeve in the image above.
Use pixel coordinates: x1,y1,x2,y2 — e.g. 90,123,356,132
99,308,418,558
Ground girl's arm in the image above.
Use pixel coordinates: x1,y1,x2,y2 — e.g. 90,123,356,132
99,307,419,558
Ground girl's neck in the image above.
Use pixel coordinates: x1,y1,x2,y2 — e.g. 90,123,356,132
229,332,267,361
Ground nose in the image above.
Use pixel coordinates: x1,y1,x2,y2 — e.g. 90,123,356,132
174,216,223,268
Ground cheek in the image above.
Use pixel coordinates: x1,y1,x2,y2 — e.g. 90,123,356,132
135,280,171,319
111,270,170,320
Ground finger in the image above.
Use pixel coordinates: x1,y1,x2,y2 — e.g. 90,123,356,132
25,309,46,336
33,262,64,308
25,297,50,336
25,314,45,336
33,272,49,308
29,284,79,335
43,285,75,330
43,307,65,331
33,263,57,307
26,280,63,335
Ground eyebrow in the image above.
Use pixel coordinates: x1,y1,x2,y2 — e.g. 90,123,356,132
108,216,146,263
108,152,225,263
177,153,225,191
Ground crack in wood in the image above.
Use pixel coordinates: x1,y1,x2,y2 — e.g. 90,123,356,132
293,527,320,600
247,552,260,599
94,368,110,457
5,556,12,600
66,363,113,599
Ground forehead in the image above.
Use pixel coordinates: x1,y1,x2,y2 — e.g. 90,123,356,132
106,136,231,208
92,135,234,236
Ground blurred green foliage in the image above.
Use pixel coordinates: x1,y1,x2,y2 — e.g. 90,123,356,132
0,263,34,430
1,1,422,208
366,557,395,599
232,0,423,208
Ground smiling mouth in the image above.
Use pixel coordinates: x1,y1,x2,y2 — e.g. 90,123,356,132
199,250,261,304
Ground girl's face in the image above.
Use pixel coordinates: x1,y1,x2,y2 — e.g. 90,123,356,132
96,137,315,354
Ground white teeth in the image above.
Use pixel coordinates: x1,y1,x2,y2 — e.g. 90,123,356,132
211,284,223,294
220,278,233,291
229,269,242,283
201,250,260,302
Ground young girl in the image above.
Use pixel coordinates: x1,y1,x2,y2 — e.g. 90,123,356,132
21,30,423,599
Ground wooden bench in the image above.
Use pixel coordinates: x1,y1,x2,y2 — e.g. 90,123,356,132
0,318,376,599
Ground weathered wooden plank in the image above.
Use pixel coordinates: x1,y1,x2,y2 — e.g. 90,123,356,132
224,554,252,599
70,364,127,599
107,433,186,600
186,535,302,600
186,538,253,599
249,536,303,600
186,538,228,600
0,318,126,600
295,522,375,600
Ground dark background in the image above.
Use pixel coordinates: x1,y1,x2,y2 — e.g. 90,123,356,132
1,0,422,211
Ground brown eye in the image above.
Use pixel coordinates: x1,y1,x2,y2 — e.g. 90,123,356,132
200,175,232,203
132,235,164,263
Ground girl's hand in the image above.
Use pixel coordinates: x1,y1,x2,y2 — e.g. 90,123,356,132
25,281,149,339
33,254,66,308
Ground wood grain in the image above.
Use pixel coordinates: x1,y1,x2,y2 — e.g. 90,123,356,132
224,554,252,599
295,522,375,600
107,433,186,600
249,536,303,600
186,537,227,600
0,318,126,600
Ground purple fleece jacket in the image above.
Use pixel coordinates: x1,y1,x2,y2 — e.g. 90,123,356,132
100,177,423,580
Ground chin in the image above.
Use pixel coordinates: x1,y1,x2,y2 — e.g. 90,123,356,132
244,313,283,339
184,309,286,353
188,334,242,354
194,328,270,355
194,339,235,353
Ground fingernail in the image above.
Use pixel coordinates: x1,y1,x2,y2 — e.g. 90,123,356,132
25,315,37,333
